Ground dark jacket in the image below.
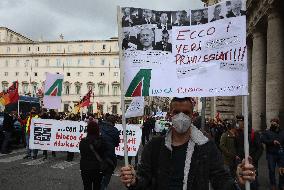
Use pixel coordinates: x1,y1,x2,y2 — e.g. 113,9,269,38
261,128,284,154
79,136,107,171
154,42,172,52
100,121,120,165
2,113,16,132
130,137,240,190
219,131,237,166
226,10,246,18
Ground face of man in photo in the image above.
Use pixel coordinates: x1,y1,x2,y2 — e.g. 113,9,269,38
124,8,130,16
193,11,202,22
176,11,186,23
160,13,168,25
143,9,153,19
226,1,232,12
232,0,242,13
202,9,208,19
214,5,222,17
162,32,169,44
123,30,130,39
140,28,154,48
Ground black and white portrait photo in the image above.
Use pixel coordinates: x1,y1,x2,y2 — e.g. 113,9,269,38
226,0,246,17
172,11,190,26
191,9,208,25
138,9,157,25
156,12,172,30
154,29,172,52
122,28,139,50
137,27,156,51
209,4,225,22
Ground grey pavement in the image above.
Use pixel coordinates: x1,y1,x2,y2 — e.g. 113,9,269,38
0,147,271,190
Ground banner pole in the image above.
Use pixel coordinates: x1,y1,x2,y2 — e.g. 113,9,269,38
242,95,250,190
17,99,20,117
117,6,128,166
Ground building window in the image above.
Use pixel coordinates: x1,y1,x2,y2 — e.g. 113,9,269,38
4,72,8,76
67,72,71,76
65,83,70,95
113,58,119,66
16,60,20,67
47,46,51,52
32,84,38,97
45,59,50,66
113,86,119,96
25,60,29,67
15,72,19,76
56,59,61,67
2,83,8,92
66,58,72,66
87,84,94,91
79,44,83,52
64,104,69,112
5,60,9,67
112,105,117,114
114,72,118,76
75,84,81,95
28,47,31,51
102,44,106,50
6,47,10,53
89,72,94,77
68,45,72,52
37,47,40,51
34,72,38,77
35,59,39,67
25,72,29,76
98,86,104,96
23,84,29,94
89,58,95,65
101,58,105,65
77,59,82,65
100,72,105,76
76,72,81,77
17,47,21,53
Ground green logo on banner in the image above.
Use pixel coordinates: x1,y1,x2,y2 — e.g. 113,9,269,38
44,79,63,96
125,69,151,97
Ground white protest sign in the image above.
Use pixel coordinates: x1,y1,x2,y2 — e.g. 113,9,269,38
120,1,247,97
115,124,142,156
29,119,87,152
43,73,64,109
125,97,144,118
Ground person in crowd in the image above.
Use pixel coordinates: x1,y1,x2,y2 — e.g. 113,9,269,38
234,115,263,190
157,12,172,30
137,28,155,51
219,119,239,177
21,107,39,159
141,116,151,146
139,9,156,25
122,29,138,50
154,29,172,52
1,110,17,154
226,0,246,17
226,1,232,13
191,9,208,25
173,11,190,26
120,97,256,189
80,121,108,190
122,7,134,27
66,113,77,162
99,114,120,190
42,109,56,159
211,4,224,22
261,118,284,190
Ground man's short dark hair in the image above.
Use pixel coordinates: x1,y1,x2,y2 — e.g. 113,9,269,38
162,29,169,35
170,97,194,110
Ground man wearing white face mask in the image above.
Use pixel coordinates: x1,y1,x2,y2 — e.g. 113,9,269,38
120,97,256,190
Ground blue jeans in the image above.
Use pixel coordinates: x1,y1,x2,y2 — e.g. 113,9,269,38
25,134,38,157
267,153,284,188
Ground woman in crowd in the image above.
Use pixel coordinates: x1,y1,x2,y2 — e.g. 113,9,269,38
79,121,108,190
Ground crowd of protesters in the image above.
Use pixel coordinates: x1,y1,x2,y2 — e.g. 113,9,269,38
0,105,283,190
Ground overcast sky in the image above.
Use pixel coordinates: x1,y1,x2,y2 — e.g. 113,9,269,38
0,0,204,41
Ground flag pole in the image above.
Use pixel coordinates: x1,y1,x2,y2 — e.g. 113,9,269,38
242,95,250,190
117,6,128,166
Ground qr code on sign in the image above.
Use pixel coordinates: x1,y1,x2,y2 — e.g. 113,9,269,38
34,127,51,141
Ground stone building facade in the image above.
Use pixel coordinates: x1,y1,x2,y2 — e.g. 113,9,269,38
201,0,284,129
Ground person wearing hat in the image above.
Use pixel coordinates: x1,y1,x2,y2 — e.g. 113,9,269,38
261,118,284,190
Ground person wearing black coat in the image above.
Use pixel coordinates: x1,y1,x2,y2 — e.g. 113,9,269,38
1,110,17,154
80,121,107,190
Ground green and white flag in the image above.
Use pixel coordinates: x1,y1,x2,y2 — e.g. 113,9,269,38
43,73,63,109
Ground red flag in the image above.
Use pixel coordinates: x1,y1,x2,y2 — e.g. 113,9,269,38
0,81,19,106
79,89,92,108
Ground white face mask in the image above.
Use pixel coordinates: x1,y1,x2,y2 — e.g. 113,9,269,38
172,112,191,134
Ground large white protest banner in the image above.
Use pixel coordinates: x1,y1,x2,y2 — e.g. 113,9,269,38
29,119,87,152
125,97,144,118
120,0,247,97
115,124,142,156
43,73,64,109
